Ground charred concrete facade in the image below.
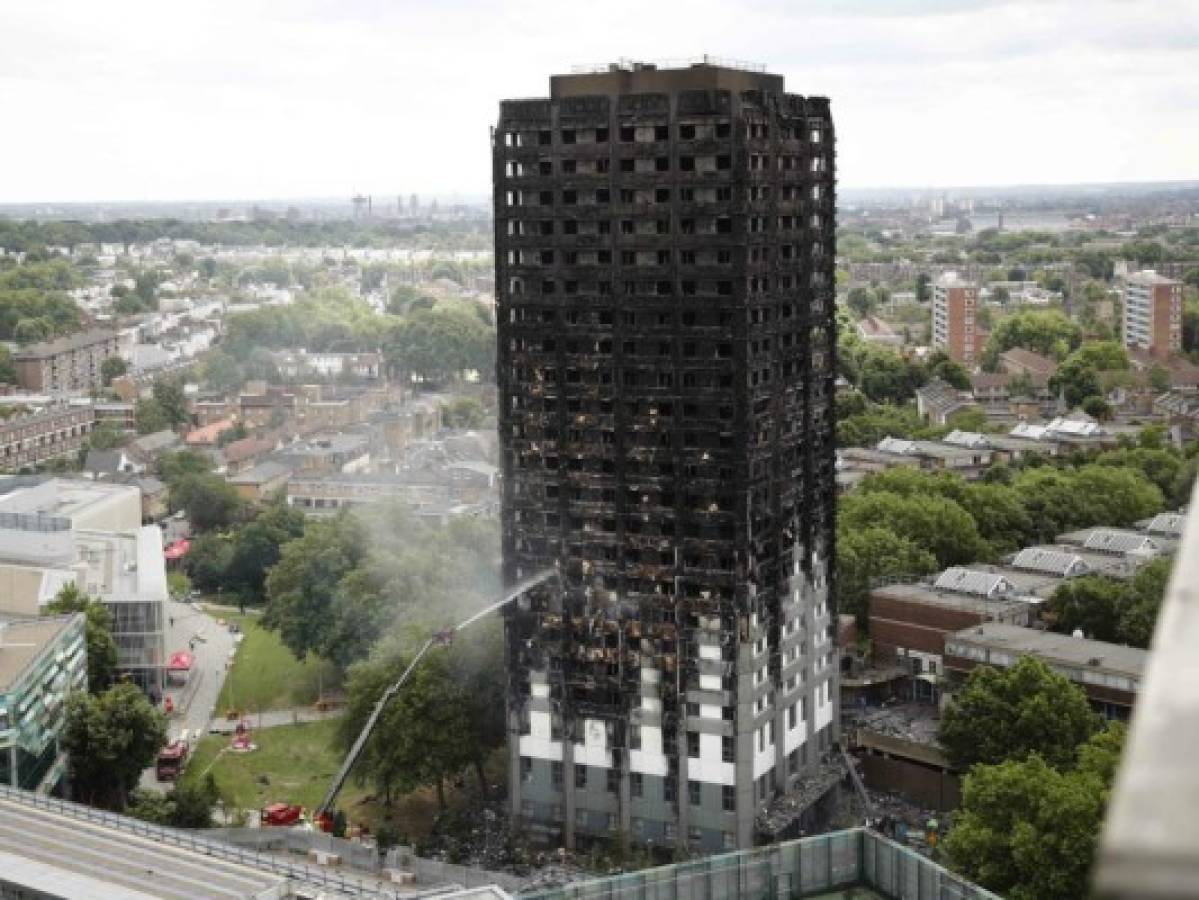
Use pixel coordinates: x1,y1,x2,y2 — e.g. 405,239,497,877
493,62,838,853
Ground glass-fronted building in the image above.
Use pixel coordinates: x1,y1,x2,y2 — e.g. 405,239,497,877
0,613,87,791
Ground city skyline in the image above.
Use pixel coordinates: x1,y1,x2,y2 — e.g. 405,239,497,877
1,0,1196,204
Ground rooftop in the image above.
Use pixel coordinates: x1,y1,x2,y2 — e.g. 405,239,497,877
935,271,974,287
1127,269,1181,286
0,478,140,528
871,580,1032,616
998,347,1058,375
933,567,1015,598
946,622,1147,678
1010,546,1092,577
184,418,236,444
548,58,785,100
228,460,292,486
1142,512,1187,537
13,329,119,360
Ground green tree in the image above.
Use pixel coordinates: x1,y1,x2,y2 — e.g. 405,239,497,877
839,490,988,568
836,526,938,625
1148,364,1171,393
170,472,243,531
1048,355,1102,407
135,398,172,435
183,532,234,593
223,501,306,604
851,346,926,404
1081,395,1112,421
44,583,118,694
340,650,478,809
938,657,1100,771
846,286,877,318
62,683,168,810
925,350,972,390
983,309,1082,368
944,754,1107,900
1118,557,1173,648
1047,577,1129,643
384,306,495,383
1011,465,1164,541
156,449,212,484
1068,341,1129,372
170,776,219,828
86,419,127,452
151,378,190,428
100,355,128,386
263,515,367,661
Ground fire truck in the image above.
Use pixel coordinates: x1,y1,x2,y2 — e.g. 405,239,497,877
155,731,191,781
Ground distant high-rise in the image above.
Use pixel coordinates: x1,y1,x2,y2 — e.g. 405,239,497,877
931,272,979,366
494,60,838,853
1123,270,1182,360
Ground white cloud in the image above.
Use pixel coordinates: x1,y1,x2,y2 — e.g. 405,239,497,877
0,0,1194,202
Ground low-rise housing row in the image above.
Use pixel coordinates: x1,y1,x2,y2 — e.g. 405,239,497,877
0,405,96,473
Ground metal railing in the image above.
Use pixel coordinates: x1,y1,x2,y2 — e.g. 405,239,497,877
0,784,399,897
569,56,767,75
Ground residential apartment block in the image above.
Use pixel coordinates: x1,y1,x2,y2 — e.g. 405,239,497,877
1123,270,1182,360
931,273,979,366
495,61,838,852
13,329,123,393
0,405,96,473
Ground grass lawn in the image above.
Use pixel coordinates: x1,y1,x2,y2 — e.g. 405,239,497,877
210,610,340,714
182,719,367,816
181,718,473,837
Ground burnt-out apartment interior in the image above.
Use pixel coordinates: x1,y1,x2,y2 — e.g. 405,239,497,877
494,60,838,853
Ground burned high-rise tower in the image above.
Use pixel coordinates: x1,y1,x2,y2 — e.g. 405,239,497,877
494,60,837,853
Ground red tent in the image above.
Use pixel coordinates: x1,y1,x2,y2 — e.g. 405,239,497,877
163,539,191,561
168,651,194,671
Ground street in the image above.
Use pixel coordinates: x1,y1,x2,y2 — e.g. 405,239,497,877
138,599,237,793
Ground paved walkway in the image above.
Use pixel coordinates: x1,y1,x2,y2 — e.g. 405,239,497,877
208,706,343,734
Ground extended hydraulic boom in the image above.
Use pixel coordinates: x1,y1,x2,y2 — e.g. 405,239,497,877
314,568,557,827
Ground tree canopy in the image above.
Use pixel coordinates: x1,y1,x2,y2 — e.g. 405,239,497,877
943,735,1118,900
169,472,243,532
44,583,117,694
938,656,1101,771
62,683,167,810
982,309,1082,368
384,305,495,383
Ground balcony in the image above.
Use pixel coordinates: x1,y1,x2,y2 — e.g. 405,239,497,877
521,828,998,899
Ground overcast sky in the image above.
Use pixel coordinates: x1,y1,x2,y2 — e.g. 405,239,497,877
2,0,1195,203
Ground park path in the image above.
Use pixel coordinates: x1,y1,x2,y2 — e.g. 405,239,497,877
207,706,344,733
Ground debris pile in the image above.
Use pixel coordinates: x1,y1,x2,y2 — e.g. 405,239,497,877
756,758,846,836
850,702,941,745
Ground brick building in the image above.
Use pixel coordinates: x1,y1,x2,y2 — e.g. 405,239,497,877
14,330,123,393
944,622,1145,720
1123,270,1182,360
0,405,96,472
931,273,979,366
